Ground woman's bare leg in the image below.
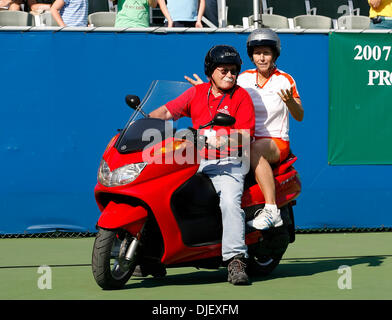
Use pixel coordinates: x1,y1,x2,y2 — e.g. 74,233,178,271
248,139,283,229
250,138,280,203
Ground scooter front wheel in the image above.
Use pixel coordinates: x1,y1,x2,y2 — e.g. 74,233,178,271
92,228,137,289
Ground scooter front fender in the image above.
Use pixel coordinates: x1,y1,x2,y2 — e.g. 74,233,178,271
97,201,148,233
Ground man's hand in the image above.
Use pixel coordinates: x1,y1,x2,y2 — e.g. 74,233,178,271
206,135,229,149
184,74,204,86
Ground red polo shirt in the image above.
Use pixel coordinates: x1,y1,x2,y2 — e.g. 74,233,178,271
166,82,255,159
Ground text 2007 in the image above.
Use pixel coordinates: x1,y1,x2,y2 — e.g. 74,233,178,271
354,45,391,61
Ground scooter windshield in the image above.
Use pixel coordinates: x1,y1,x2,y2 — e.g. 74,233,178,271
129,80,193,129
116,80,194,154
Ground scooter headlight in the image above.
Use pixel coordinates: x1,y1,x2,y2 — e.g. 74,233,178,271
98,160,147,187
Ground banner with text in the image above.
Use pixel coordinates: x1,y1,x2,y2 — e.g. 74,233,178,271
328,32,392,165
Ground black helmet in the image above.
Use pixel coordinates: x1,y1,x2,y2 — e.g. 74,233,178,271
246,28,281,60
204,45,242,77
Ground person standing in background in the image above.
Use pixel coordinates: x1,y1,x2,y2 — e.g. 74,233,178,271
50,0,88,26
368,0,392,29
115,0,170,28
162,0,205,27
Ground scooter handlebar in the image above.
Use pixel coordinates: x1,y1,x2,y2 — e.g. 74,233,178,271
178,127,206,150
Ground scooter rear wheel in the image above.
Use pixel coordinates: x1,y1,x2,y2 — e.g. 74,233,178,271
248,254,283,276
247,209,291,276
92,228,136,289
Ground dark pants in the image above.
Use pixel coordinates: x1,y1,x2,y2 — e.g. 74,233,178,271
204,0,218,27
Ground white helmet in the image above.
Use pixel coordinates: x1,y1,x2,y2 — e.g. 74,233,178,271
246,28,281,60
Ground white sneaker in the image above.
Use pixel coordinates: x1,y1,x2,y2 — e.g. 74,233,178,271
247,207,283,230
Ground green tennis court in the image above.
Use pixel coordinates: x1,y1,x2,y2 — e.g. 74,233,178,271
1,232,391,300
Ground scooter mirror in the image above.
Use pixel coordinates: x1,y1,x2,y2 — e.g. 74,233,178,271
212,113,236,127
125,95,141,110
199,113,236,129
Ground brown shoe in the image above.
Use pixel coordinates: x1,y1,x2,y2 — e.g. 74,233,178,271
227,255,250,285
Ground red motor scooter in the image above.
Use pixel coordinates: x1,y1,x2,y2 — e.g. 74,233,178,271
91,80,301,289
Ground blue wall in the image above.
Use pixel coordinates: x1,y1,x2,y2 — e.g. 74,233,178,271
0,30,390,234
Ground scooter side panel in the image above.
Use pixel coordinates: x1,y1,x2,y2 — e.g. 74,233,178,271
241,169,301,208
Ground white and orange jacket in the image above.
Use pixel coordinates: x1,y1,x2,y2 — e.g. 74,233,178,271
237,68,300,141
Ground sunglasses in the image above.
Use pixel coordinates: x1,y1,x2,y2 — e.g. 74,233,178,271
216,67,238,76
